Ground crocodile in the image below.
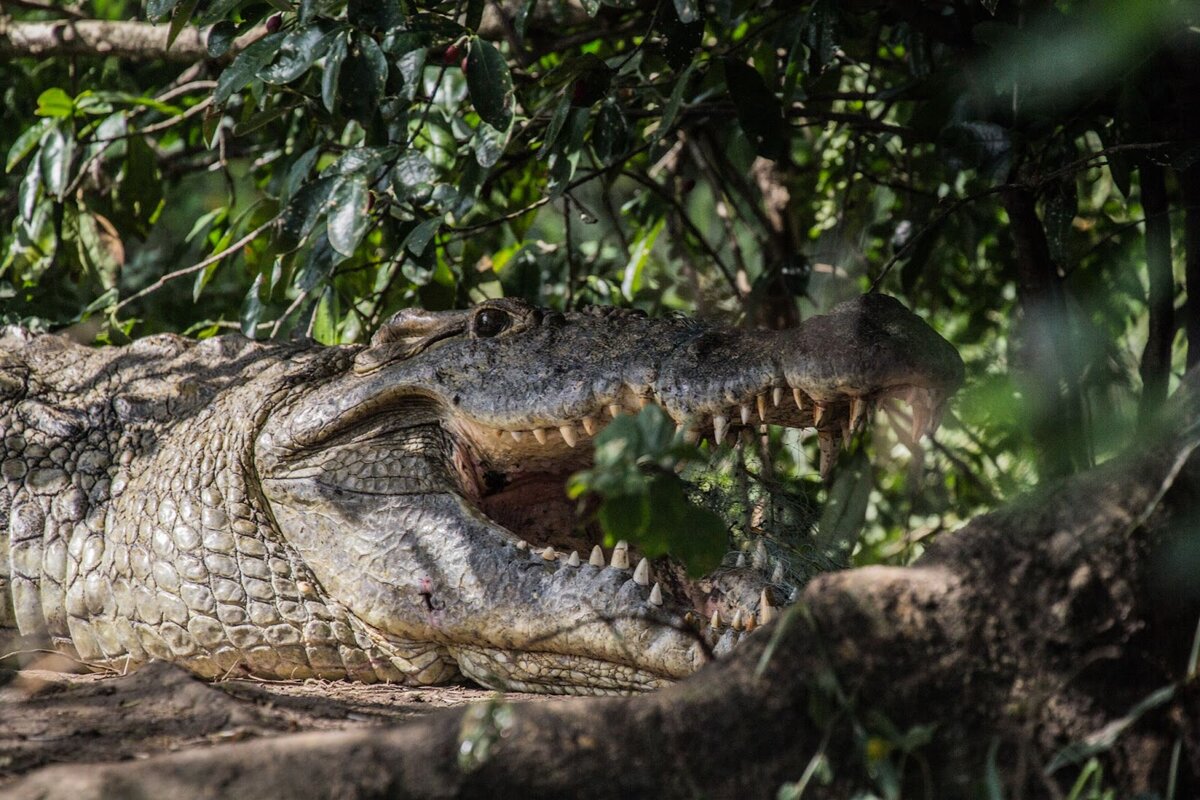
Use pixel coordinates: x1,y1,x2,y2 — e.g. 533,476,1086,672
0,294,962,695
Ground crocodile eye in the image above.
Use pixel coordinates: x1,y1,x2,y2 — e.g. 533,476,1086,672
474,308,510,338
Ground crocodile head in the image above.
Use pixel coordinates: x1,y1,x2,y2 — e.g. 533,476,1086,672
255,294,963,694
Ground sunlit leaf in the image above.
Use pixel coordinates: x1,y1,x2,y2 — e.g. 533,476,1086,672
214,32,286,106
327,174,371,257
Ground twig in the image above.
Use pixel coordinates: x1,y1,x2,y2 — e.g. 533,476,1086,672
114,219,275,313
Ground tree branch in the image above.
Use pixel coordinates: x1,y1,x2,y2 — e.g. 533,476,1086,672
0,18,252,62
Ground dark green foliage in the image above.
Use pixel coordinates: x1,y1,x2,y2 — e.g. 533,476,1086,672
0,0,1196,612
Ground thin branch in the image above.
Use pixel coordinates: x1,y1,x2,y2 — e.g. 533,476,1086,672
114,219,275,313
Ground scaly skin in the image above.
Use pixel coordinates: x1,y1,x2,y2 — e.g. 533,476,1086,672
0,295,962,694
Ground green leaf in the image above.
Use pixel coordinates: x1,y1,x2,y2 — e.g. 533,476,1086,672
672,0,699,25
466,38,514,130
658,62,695,137
260,24,330,85
542,94,572,155
6,120,50,173
322,31,349,114
515,0,537,41
311,286,339,344
167,0,200,49
473,119,512,169
803,0,839,72
337,32,388,122
724,58,787,161
621,217,662,300
35,88,74,119
146,0,183,22
18,159,41,222
391,152,438,198
592,100,629,164
38,126,74,200
207,21,238,58
404,216,442,256
214,31,286,106
195,0,242,25
327,174,371,257
278,175,337,250
599,493,651,541
240,273,266,338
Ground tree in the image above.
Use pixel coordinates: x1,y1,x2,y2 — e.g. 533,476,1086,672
1,0,1199,795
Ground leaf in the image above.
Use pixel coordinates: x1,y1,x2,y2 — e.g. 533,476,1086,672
672,0,699,25
260,24,330,85
661,4,703,71
466,38,514,130
473,119,512,169
404,216,442,256
278,175,337,250
38,126,73,200
18,158,41,222
940,121,1013,183
658,62,695,137
542,94,572,156
621,217,663,299
281,145,322,204
167,0,200,50
146,0,183,21
35,88,74,119
240,274,266,338
207,21,238,58
599,493,651,541
337,33,388,122
515,0,537,42
391,152,438,197
592,100,629,164
1046,684,1176,774
321,31,349,114
326,174,371,257
6,120,49,173
803,0,839,73
195,0,242,24
311,286,339,344
214,31,286,106
724,58,787,161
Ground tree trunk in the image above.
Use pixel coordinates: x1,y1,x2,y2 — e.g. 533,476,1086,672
10,374,1200,799
1002,186,1090,478
1138,161,1175,423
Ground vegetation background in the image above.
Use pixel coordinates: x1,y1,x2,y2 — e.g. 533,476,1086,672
2,0,1200,795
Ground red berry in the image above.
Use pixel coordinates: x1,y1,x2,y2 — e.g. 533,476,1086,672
265,13,282,33
460,56,469,73
443,44,461,65
571,80,588,105
680,178,696,194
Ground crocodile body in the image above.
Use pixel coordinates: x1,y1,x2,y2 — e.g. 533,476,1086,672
0,295,962,694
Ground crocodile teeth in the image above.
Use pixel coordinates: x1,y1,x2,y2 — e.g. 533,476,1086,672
812,403,826,427
753,540,768,570
532,428,548,445
633,558,651,586
713,415,729,444
589,545,605,567
731,610,745,631
649,582,663,606
740,404,752,425
710,609,721,629
772,387,784,406
567,551,581,567
541,546,557,561
849,397,867,432
818,430,838,480
581,416,598,436
611,540,630,570
757,393,767,422
735,552,746,568
743,613,756,632
793,387,805,412
559,425,578,448
759,589,775,625
516,540,528,550
683,428,699,444
608,404,621,418
509,430,524,442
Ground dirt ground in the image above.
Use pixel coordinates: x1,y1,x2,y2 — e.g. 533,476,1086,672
0,656,560,788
